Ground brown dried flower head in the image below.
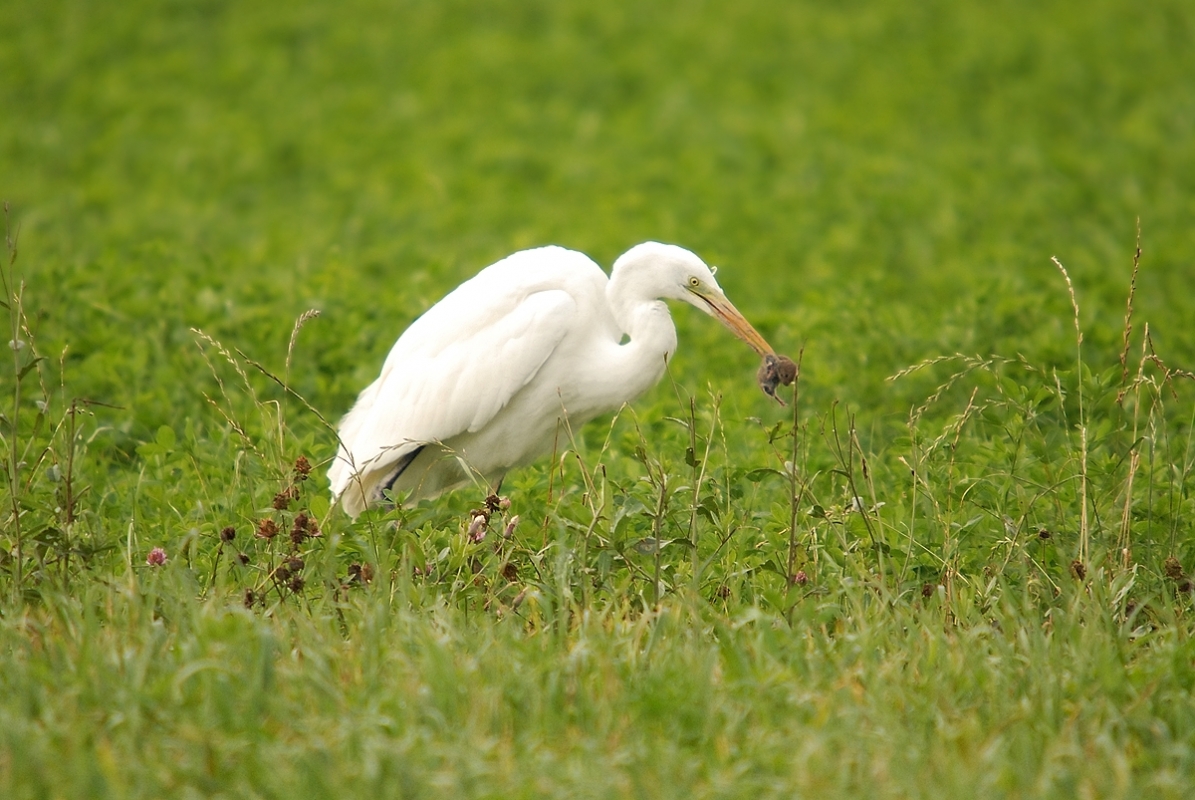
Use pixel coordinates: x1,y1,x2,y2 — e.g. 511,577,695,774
290,511,320,543
293,455,312,480
275,485,302,509
1164,556,1185,582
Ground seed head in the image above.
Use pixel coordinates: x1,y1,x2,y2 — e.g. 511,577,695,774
293,455,312,480
347,562,375,584
256,518,279,539
1163,556,1185,582
289,511,321,543
220,526,236,542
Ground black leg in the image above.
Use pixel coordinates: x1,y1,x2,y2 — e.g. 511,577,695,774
378,445,426,507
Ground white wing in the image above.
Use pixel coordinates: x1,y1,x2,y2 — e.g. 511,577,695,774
329,246,605,512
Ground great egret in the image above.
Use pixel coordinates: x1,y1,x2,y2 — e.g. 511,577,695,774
328,241,779,517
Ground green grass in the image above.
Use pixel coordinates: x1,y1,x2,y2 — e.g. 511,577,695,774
5,580,1193,797
3,0,1195,796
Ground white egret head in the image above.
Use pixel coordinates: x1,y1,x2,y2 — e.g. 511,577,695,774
612,241,774,357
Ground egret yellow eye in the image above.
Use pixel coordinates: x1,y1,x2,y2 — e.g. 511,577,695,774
689,276,701,288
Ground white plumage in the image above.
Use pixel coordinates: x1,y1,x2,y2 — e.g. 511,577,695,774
328,242,773,517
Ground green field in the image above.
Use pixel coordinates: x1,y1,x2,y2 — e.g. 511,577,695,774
4,0,1195,796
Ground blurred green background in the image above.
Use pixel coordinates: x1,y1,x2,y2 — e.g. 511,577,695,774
4,0,1193,454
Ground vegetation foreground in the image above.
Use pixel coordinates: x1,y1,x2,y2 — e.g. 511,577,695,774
3,0,1195,797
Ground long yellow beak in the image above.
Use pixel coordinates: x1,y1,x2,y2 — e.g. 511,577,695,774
697,290,775,357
